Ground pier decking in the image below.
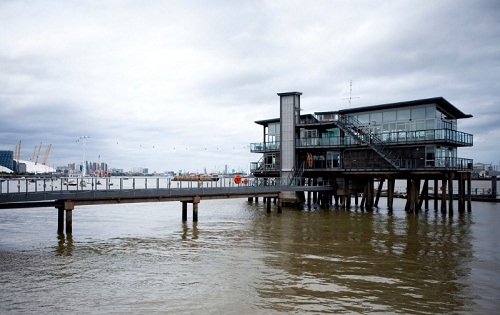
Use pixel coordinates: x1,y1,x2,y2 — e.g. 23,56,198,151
0,176,333,234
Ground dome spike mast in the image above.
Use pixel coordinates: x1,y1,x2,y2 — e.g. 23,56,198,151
80,136,89,177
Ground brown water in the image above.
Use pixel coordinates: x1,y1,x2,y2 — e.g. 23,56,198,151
1,198,499,314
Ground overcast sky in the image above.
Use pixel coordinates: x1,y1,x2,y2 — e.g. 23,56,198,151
1,0,499,173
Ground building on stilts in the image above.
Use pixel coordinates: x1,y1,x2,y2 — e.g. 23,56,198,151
249,92,474,214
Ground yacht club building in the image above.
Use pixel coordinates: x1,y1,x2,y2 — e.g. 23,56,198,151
250,92,474,213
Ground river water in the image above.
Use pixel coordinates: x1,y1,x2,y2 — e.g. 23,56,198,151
1,197,499,314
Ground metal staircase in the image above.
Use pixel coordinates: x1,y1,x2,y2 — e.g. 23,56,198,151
288,163,305,186
336,115,400,169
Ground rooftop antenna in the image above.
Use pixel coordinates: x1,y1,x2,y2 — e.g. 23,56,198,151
342,80,360,107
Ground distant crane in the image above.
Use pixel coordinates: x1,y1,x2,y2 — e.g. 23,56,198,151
35,142,42,165
31,145,37,162
14,140,21,172
42,144,52,165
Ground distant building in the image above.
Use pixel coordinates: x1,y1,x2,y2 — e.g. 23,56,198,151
0,150,14,171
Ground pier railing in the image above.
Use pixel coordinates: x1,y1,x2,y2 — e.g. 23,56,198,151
0,176,335,205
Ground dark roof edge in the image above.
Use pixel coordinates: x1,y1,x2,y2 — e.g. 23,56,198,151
315,97,472,119
277,91,303,96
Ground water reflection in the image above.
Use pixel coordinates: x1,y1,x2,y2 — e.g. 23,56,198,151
182,221,199,240
56,233,73,256
253,207,474,314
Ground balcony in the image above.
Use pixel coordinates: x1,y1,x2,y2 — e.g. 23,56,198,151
379,129,473,146
250,142,280,153
295,129,473,149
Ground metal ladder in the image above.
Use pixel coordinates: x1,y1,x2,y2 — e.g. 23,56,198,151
336,115,400,169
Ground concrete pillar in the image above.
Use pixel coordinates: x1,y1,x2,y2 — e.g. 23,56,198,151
247,197,253,202
266,197,271,213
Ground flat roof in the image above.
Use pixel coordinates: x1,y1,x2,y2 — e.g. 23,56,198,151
256,97,473,126
316,97,472,119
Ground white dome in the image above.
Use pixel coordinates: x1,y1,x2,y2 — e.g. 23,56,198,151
19,160,56,173
0,165,13,173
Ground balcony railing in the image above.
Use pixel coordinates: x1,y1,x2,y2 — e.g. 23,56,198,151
251,156,473,173
250,142,280,152
251,129,472,152
379,129,473,146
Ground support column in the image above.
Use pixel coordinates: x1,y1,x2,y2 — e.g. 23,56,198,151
405,178,411,212
193,196,200,222
467,173,472,212
374,179,385,208
418,179,428,211
366,179,374,210
434,179,439,212
182,201,188,221
441,178,447,214
66,210,73,234
278,192,283,213
387,178,395,210
266,197,272,213
64,200,74,235
57,207,64,234
458,173,465,213
448,173,454,216
247,197,253,202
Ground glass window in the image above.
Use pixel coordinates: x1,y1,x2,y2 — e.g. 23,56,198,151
426,119,435,129
411,108,425,120
397,109,410,120
425,106,436,118
383,111,396,121
370,112,382,123
357,114,369,123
